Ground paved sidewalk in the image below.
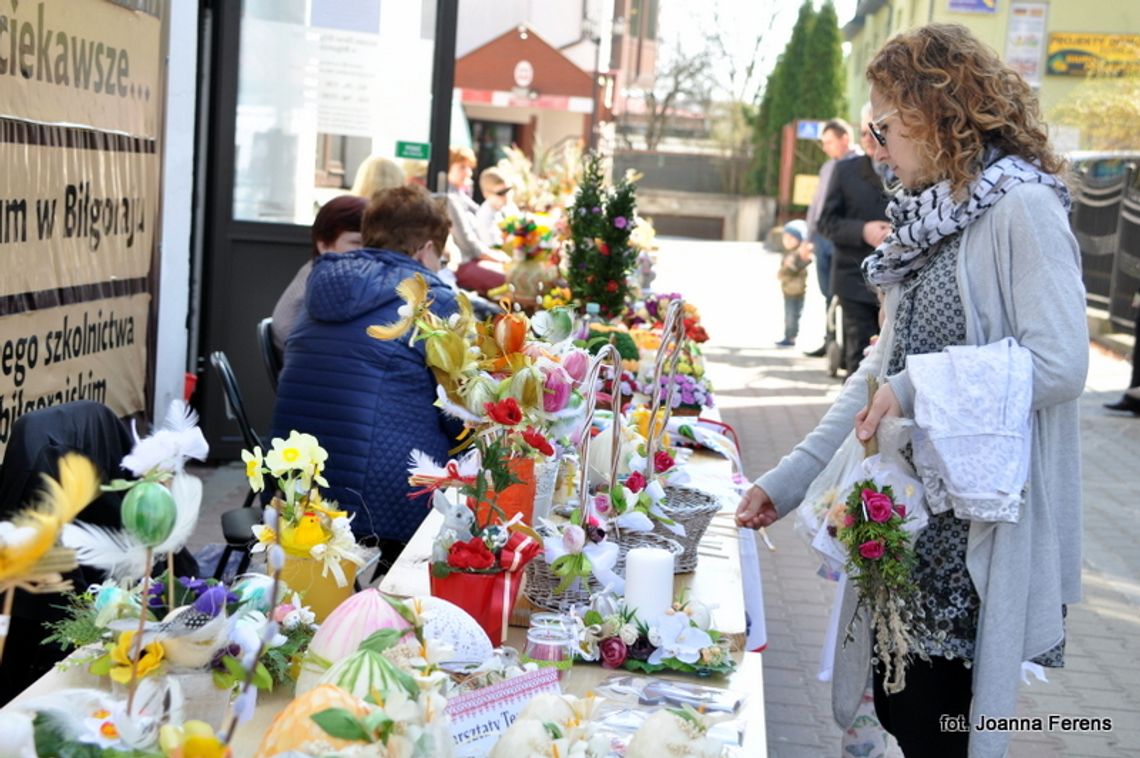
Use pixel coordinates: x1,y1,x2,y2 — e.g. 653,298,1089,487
652,238,1140,758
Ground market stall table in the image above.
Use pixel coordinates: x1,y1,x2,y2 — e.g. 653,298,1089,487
3,453,766,756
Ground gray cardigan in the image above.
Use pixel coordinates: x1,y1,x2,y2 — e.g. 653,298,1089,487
756,183,1087,758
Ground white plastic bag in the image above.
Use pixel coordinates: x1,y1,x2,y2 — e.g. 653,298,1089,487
794,418,928,576
793,430,866,576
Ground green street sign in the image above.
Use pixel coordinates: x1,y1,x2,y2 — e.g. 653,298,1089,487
395,141,431,160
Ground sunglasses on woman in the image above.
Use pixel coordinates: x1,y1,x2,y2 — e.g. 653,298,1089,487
867,109,897,147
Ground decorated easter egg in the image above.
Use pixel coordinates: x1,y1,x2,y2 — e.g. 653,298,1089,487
415,595,493,663
121,482,177,547
318,648,417,701
294,589,414,695
253,684,370,758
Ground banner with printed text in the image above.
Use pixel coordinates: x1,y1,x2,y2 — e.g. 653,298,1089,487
0,133,157,298
0,294,150,447
0,0,162,137
0,0,163,455
1046,33,1140,77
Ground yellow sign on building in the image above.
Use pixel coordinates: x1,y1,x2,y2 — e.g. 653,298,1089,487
793,175,820,207
1046,33,1140,77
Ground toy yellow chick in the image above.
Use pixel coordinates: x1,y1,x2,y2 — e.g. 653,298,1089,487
280,512,326,554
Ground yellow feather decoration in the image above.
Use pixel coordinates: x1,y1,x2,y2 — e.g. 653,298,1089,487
366,274,431,341
0,453,99,581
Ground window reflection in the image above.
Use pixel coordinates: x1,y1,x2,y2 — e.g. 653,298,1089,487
233,0,437,224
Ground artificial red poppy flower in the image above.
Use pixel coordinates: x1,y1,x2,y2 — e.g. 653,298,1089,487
485,397,523,426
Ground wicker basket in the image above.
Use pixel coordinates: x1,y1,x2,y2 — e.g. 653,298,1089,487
652,486,723,573
524,528,684,613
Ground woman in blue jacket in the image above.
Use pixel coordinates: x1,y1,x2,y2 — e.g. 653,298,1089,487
271,185,459,556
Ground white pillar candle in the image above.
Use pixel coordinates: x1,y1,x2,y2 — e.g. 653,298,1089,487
623,547,674,623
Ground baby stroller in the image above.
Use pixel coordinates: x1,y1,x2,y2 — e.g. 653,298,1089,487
824,296,844,378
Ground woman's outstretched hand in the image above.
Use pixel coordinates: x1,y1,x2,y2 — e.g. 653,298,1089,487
736,485,779,529
855,382,901,442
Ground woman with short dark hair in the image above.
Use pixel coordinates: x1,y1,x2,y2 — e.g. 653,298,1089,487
270,185,458,554
271,195,366,354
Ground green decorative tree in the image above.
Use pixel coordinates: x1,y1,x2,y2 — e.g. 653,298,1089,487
802,1,846,129
750,1,847,200
566,154,639,320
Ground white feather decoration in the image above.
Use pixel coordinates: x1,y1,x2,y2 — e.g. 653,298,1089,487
156,473,201,554
122,400,210,476
61,522,148,580
406,448,481,479
435,384,484,423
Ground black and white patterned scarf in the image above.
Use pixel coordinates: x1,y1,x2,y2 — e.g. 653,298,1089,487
862,150,1071,287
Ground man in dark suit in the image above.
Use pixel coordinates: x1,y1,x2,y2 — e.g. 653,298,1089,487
818,105,891,376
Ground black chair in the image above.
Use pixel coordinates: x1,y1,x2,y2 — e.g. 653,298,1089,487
209,350,265,579
257,317,282,392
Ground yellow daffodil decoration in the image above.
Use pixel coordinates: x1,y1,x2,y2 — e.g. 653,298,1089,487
242,431,365,586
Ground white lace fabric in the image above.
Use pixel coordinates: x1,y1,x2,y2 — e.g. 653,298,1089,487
907,337,1033,523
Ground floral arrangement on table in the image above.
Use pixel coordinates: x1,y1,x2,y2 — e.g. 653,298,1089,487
636,337,713,416
591,448,684,534
42,572,317,694
641,373,715,415
630,293,709,344
369,275,591,450
243,431,366,590
369,279,598,644
572,594,734,677
835,479,924,694
541,285,573,310
565,152,639,320
499,212,564,303
10,567,313,756
411,476,543,644
497,213,558,262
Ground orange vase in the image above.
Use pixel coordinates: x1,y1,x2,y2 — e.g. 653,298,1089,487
468,456,537,526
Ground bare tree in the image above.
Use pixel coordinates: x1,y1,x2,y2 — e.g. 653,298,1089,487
629,50,713,151
706,3,780,105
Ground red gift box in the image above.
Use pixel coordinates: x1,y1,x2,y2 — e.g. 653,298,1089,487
429,531,540,644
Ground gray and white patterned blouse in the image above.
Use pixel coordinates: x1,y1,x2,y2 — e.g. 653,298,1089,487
887,232,1064,667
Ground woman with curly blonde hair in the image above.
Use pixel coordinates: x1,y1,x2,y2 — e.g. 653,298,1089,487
737,24,1087,757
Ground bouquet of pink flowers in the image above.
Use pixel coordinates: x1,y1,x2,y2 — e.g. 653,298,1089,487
835,479,925,694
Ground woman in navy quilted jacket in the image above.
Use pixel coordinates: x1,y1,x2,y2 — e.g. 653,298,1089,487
271,185,460,557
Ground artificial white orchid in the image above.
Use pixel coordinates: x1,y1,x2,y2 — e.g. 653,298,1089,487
647,611,713,666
